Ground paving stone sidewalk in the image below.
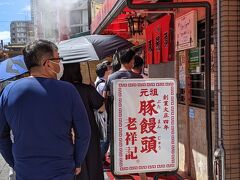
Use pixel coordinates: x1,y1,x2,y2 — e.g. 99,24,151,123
0,155,9,180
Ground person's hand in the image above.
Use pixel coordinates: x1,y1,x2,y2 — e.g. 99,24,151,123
75,167,81,175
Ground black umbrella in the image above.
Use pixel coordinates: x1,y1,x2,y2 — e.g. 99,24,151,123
58,34,133,63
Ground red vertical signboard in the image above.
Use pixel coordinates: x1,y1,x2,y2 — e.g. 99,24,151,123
145,23,154,64
153,22,161,64
161,15,172,62
145,15,172,64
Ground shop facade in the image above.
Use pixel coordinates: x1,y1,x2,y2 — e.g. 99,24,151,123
91,0,240,179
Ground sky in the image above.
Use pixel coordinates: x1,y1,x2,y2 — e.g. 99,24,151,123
0,0,31,43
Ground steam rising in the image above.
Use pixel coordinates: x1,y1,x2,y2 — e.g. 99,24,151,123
41,0,86,9
32,0,88,42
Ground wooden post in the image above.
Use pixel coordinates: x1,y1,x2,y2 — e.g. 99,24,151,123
184,49,191,176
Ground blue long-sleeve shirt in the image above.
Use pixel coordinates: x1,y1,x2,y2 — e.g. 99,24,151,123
0,77,91,180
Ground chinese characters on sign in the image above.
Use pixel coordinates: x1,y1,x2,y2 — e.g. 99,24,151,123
175,10,197,51
113,79,178,175
189,48,201,73
146,15,172,64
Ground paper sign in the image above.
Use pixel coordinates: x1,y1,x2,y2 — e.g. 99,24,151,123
113,79,178,175
175,10,198,51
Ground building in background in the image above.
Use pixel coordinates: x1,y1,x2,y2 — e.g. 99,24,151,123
69,0,105,38
10,21,34,44
30,0,70,42
69,0,90,38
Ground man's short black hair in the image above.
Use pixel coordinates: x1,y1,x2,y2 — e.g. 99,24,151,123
96,62,108,78
133,55,144,69
120,49,135,64
22,39,58,70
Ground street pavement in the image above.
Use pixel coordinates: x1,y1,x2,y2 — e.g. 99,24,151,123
0,155,180,180
0,155,110,180
0,155,9,180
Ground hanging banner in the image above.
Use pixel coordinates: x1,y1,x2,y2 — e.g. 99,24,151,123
175,10,198,51
153,21,161,64
146,15,172,64
113,79,178,175
146,24,154,64
161,15,172,62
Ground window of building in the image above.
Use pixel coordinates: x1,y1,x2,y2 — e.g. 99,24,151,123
178,19,214,108
70,10,82,25
70,9,89,34
82,10,88,24
71,26,83,34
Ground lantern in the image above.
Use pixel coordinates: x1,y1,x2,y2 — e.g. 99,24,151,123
127,15,144,35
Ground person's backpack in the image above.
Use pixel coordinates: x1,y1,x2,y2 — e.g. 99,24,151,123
95,78,105,89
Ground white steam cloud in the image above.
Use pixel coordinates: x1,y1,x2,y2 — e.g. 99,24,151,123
34,0,88,42
32,0,88,42
41,0,87,9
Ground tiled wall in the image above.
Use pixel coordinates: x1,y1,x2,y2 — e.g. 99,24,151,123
216,0,240,179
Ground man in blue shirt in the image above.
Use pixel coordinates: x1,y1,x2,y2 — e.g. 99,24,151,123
0,40,91,180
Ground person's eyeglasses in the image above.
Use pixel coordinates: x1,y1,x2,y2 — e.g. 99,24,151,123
43,57,63,65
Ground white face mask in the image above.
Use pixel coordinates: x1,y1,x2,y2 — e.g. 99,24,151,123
57,61,64,80
50,60,64,80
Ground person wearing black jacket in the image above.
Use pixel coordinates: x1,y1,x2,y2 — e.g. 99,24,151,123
61,63,104,180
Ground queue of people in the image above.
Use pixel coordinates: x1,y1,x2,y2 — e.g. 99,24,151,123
0,39,145,180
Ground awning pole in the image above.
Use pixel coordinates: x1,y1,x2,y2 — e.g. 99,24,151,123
87,61,92,83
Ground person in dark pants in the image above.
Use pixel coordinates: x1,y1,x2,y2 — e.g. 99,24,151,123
61,63,104,180
0,40,91,180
